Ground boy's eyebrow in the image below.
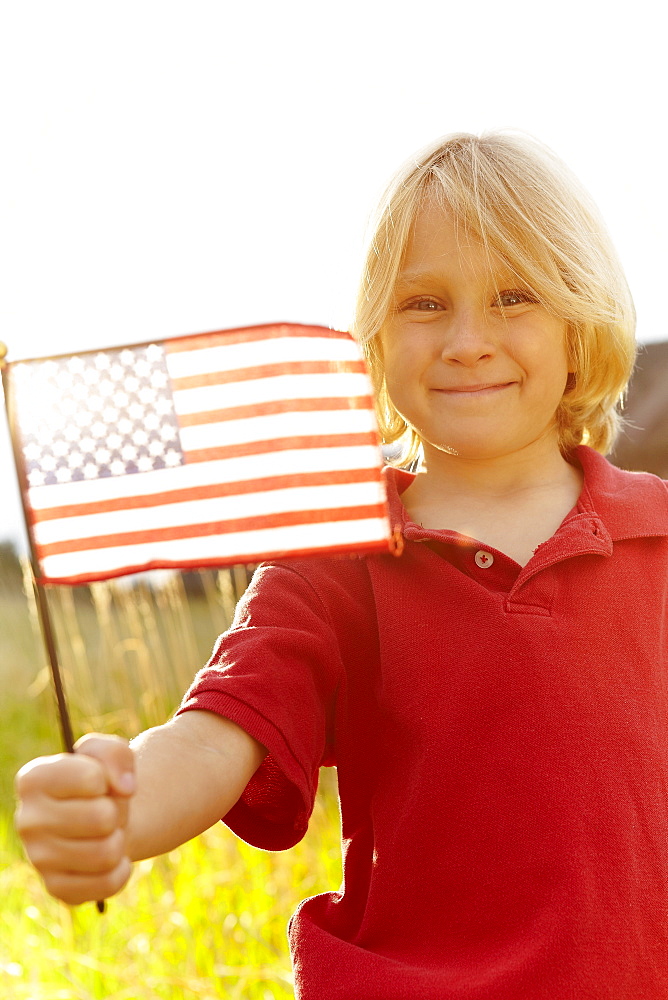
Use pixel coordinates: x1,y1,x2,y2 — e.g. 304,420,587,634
393,269,445,289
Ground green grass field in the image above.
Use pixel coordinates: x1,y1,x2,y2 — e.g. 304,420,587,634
0,568,342,999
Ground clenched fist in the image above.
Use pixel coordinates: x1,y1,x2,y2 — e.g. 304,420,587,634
15,734,136,905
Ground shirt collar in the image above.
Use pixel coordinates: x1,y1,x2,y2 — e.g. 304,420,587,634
382,446,668,546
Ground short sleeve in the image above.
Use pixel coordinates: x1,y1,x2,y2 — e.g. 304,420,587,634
176,562,344,851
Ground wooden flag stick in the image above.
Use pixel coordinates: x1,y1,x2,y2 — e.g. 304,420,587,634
0,342,105,912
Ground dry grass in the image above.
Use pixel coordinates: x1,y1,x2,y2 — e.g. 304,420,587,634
1,567,342,999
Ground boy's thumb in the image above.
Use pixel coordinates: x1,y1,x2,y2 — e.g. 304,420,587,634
74,733,136,796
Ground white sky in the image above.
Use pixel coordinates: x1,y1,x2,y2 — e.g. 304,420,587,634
1,0,665,547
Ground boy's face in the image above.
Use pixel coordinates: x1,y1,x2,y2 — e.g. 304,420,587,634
380,200,570,464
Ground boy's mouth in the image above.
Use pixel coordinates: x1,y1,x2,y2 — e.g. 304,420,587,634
434,381,516,395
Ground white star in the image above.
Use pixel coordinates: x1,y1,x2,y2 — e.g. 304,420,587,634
83,366,101,386
67,451,84,469
88,395,103,413
109,363,125,381
120,350,135,366
28,469,46,487
108,433,123,450
24,443,42,461
64,424,82,442
55,466,72,483
98,378,115,398
123,375,140,393
52,439,70,458
117,418,133,435
110,459,126,475
55,370,74,390
144,413,160,431
121,444,138,461
113,390,129,408
91,422,107,437
94,353,111,370
41,455,57,472
95,448,111,465
67,357,85,374
137,455,153,472
75,410,93,428
150,370,168,389
148,439,165,457
102,407,119,424
135,359,151,378
72,383,88,401
145,344,163,362
164,449,182,467
132,429,149,446
128,403,144,420
155,398,173,416
79,436,96,453
138,387,157,405
83,463,98,479
159,424,178,442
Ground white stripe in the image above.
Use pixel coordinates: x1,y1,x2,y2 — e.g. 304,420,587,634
166,336,362,378
40,517,390,581
33,481,387,545
172,373,371,414
28,445,384,511
179,407,377,451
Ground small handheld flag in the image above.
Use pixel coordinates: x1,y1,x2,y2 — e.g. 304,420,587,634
4,323,391,585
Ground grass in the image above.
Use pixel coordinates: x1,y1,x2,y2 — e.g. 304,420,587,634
0,567,342,999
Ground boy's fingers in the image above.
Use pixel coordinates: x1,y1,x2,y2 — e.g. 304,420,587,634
42,856,133,906
74,734,136,797
16,752,110,800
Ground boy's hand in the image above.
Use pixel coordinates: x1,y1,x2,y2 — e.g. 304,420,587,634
15,734,136,905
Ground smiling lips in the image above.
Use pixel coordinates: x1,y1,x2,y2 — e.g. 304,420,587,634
434,381,516,395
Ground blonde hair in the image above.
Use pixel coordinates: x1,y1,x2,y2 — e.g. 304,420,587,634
352,131,636,464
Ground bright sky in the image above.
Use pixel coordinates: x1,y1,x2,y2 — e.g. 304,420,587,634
1,0,665,547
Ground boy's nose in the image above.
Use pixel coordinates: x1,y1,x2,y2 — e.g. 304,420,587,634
441,312,495,366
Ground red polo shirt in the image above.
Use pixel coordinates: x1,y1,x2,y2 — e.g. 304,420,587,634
178,447,668,999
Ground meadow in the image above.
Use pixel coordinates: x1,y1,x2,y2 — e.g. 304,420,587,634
0,561,342,999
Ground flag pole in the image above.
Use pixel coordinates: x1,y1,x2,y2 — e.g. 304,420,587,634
0,342,76,752
0,343,106,911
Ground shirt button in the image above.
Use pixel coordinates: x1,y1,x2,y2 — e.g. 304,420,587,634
475,550,494,569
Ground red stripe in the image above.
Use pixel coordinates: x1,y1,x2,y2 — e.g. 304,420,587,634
171,359,365,392
184,432,379,464
37,503,389,557
178,395,375,427
31,468,381,523
165,324,352,353
37,535,391,586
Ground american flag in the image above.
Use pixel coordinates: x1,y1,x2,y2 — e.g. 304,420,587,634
5,324,391,584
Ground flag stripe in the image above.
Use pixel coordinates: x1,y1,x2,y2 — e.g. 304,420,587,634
165,324,353,353
171,359,366,392
171,372,371,414
178,408,377,452
38,518,389,585
183,432,378,465
31,467,381,523
37,502,389,556
164,336,362,378
177,395,375,427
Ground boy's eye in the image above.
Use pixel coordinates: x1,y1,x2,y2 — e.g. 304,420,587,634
402,297,443,312
495,289,538,308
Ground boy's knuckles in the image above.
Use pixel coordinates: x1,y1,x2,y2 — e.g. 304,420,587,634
84,796,120,836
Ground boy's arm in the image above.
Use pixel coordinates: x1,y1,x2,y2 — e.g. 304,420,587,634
15,710,266,905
